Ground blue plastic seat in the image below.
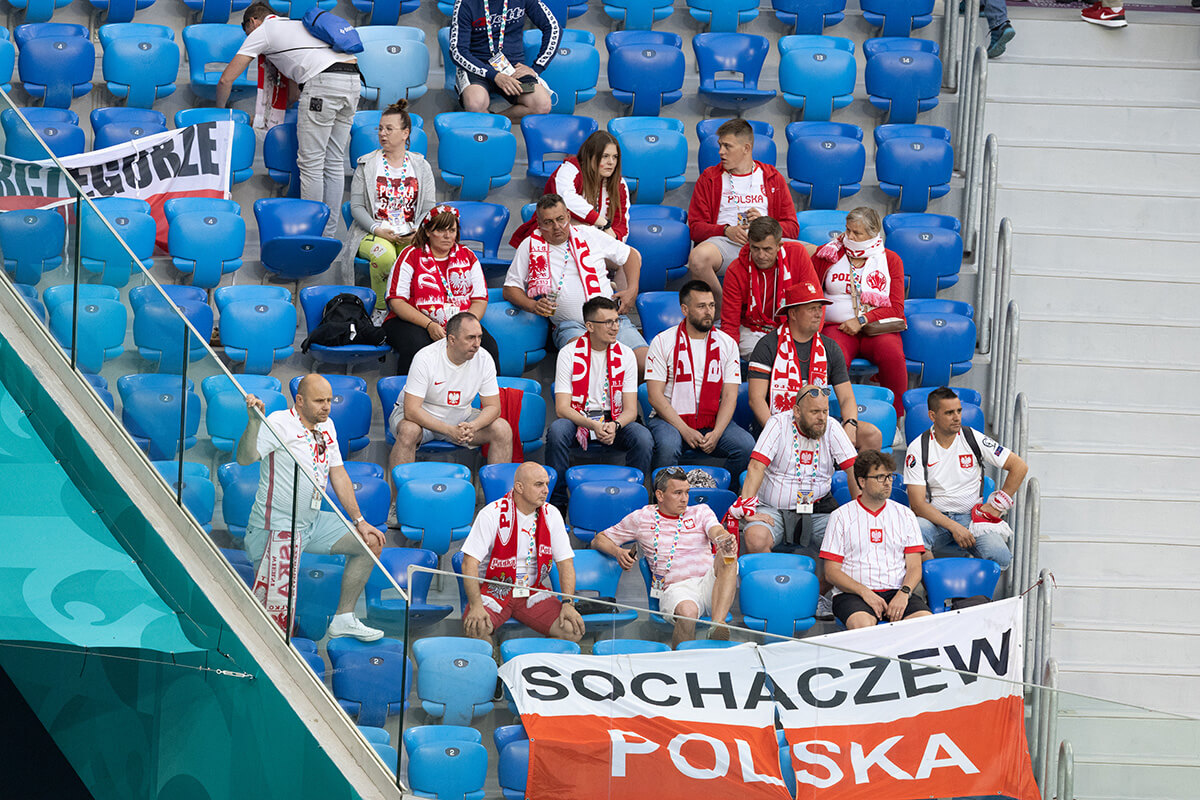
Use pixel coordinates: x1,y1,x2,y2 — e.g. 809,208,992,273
479,463,559,505
175,107,256,185
778,35,856,120
99,23,178,108
262,121,299,196
863,38,942,124
395,477,475,556
883,212,963,298
593,638,670,655
324,469,389,527
350,109,426,167
328,642,413,727
567,482,648,544
218,461,258,543
875,123,954,212
0,108,84,159
0,207,65,284
651,464,731,490
407,740,487,799
266,0,334,17
687,488,737,521
772,0,846,34
285,374,371,457
906,298,974,319
179,0,252,24
351,0,419,25
851,397,899,450
499,638,581,663
629,203,686,224
12,282,46,324
494,725,529,800
549,548,638,630
828,382,894,416
604,30,681,52
693,33,776,112
627,216,689,291
696,117,775,172
495,377,547,456
293,553,345,640
130,285,213,373
480,300,549,377
6,0,73,24
786,120,865,209
434,112,515,201
904,393,985,445
86,0,155,23
404,724,482,751
116,374,200,460
902,386,982,415
377,377,461,452
93,117,169,150
0,30,12,94
365,547,453,627
297,285,391,366
861,0,935,36
447,201,510,276
357,725,391,745
15,22,93,107
213,285,295,374
90,106,168,134
903,311,976,386
164,197,245,288
200,374,287,453
44,286,126,374
608,117,686,204
739,551,816,575
151,460,214,532
357,27,428,108
220,546,255,587
741,567,820,637
522,29,599,115
686,0,757,31
564,464,644,492
677,639,740,650
79,197,155,286
183,24,254,102
607,41,684,116
411,636,496,726
923,557,1002,612
254,198,340,280
634,291,684,342
521,114,598,186
602,0,673,28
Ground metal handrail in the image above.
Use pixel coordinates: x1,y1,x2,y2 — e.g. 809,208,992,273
963,81,992,266
978,213,1012,356
1013,477,1041,602
954,0,982,172
1038,659,1061,800
943,0,960,92
990,299,1020,429
1057,741,1075,800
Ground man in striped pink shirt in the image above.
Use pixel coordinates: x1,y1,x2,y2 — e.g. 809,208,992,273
593,468,738,647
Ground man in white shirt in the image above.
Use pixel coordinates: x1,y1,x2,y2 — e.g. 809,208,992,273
461,462,584,643
904,387,1029,569
503,193,648,371
822,449,931,629
387,312,512,495
217,3,360,238
593,468,738,648
546,296,652,510
645,280,754,477
239,374,386,642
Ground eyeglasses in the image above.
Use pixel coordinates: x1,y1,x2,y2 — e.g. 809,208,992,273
797,387,832,399
863,473,896,484
588,318,621,329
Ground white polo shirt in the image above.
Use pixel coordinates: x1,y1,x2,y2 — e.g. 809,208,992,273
248,408,342,531
504,225,632,326
750,410,857,510
402,339,499,427
461,501,573,584
644,326,741,405
903,427,1012,514
820,499,925,594
553,341,637,415
237,16,353,84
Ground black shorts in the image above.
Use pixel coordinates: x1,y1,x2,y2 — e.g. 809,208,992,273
459,72,537,106
832,589,930,624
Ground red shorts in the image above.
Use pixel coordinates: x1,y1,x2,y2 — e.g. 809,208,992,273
484,594,564,635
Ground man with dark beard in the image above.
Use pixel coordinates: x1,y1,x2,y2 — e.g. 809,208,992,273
644,280,753,476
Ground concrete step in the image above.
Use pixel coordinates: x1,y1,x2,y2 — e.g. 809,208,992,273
1039,497,1200,546
995,15,1200,66
1010,273,1200,324
988,62,1200,107
1024,451,1200,501
1058,670,1200,721
1037,540,1200,589
984,101,1200,151
1053,628,1200,675
1017,318,1200,369
999,145,1200,197
1017,364,1200,411
997,187,1200,237
1068,757,1200,800
1056,715,1200,766
1008,230,1200,282
1026,407,1200,458
1052,587,1200,638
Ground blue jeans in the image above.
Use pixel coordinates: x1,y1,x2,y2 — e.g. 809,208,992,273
919,513,1012,570
646,416,755,478
546,418,654,506
983,0,1009,31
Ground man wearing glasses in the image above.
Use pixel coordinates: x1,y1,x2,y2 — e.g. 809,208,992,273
239,374,386,642
547,296,652,511
821,449,931,629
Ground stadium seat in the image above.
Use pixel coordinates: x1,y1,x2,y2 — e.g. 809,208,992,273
365,547,453,627
602,0,672,29
179,0,252,24
357,27,428,108
175,108,256,185
903,311,976,386
357,725,390,745
85,0,155,24
567,482,648,544
608,117,686,204
446,201,510,276
200,374,286,453
411,637,497,726
739,551,816,575
902,386,983,415
164,196,245,288
15,22,93,107
828,382,894,416
627,215,690,290
851,397,899,451
267,0,334,18
0,206,65,284
860,0,935,37
875,123,954,213
293,553,345,640
6,0,73,24
607,40,684,117
99,23,178,108
297,284,391,366
0,108,84,159
883,213,963,298
395,477,475,556
741,567,820,637
350,0,419,25
500,638,581,663
778,35,856,121
479,463,558,505
407,740,487,799
863,38,942,124
772,0,846,34
219,547,255,587
44,286,126,374
480,301,550,377
831,467,912,507
696,117,776,172
906,298,974,319
213,285,295,374
93,116,169,150
685,488,735,520
255,198,340,280
495,378,547,456
693,33,776,112
904,394,984,445
786,121,865,209
795,209,849,246
923,557,1002,612
403,724,482,751
686,0,757,31
564,464,644,492
521,113,598,186
593,638,670,655
12,282,46,324
217,461,258,543
79,197,155,286
549,548,638,629
494,725,529,800
434,112,516,201
0,31,12,94
329,642,412,727
90,105,167,133
350,109,426,166
635,291,684,342
377,380,471,455
523,29,600,115
130,285,213,373
263,121,300,196
82,373,115,411
652,465,731,490
325,468,390,526
117,374,200,460
604,29,681,52
183,24,254,102
285,374,371,457
151,460,214,532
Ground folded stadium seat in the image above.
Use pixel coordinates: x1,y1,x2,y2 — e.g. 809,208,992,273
395,477,475,556
606,37,684,117
903,310,977,386
739,552,817,575
494,725,529,800
693,33,776,113
199,373,287,453
217,461,257,544
923,558,1002,612
602,0,673,29
255,199,340,280
175,108,256,185
116,374,201,460
828,381,894,414
860,0,935,37
604,29,681,52
777,35,856,121
696,117,775,172
740,566,820,637
130,284,214,373
350,0,419,25
634,291,683,342
92,110,169,150
593,638,670,655
164,196,245,288
863,38,942,124
445,200,510,276
434,112,516,201
179,0,251,24
183,24,254,102
14,22,94,107
521,113,598,186
357,27,428,108
6,0,73,24
43,286,126,374
567,481,648,544
213,285,295,373
627,215,690,290
79,197,155,286
151,460,214,533
85,0,155,23
98,23,178,108
328,642,412,727
263,122,300,196
549,548,638,629
796,208,850,245
364,547,453,627
293,553,345,640
686,0,758,31
411,637,497,726
844,396,898,450
608,117,686,205
786,121,865,210
883,212,963,298
772,0,846,34
266,0,333,18
0,29,14,92
480,300,550,377
286,374,371,457
0,206,65,284
349,109,426,167
903,389,985,445
0,107,82,160
523,28,600,115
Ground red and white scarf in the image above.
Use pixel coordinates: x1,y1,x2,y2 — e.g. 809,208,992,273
253,22,290,133
251,528,300,633
769,325,827,414
745,245,798,332
570,333,625,448
816,235,893,309
480,493,555,610
407,243,477,326
671,323,723,430
525,227,601,299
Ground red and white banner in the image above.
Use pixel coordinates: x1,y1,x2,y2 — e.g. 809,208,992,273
500,597,1039,800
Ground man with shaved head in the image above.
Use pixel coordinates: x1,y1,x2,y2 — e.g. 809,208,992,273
239,374,386,641
459,462,584,644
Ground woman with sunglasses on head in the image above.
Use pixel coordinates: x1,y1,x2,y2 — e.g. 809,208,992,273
347,99,437,325
382,205,499,375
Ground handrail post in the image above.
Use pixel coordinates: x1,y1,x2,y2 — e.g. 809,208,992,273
980,214,1012,356
1057,741,1075,800
943,0,960,92
1002,300,1021,444
963,60,990,258
1039,660,1060,800
954,0,981,171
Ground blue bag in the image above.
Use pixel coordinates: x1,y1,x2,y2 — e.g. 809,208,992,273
302,7,363,54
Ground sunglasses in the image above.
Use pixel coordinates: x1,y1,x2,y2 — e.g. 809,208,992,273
797,387,832,400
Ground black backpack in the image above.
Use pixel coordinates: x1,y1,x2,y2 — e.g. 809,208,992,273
300,293,385,353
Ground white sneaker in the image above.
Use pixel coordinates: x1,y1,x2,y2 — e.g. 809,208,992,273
371,308,388,327
327,615,384,642
816,594,835,621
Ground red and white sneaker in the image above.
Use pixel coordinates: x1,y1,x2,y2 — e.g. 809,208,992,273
1082,2,1128,26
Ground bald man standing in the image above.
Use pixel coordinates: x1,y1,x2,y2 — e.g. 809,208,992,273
459,462,584,644
238,374,386,641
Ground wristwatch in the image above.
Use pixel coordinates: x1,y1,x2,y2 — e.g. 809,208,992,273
561,598,574,605
842,419,858,428
856,313,868,325
899,585,912,595
352,516,365,526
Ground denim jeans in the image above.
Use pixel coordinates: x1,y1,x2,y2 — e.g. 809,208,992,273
546,417,653,506
919,512,1012,570
296,71,360,239
646,416,755,478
